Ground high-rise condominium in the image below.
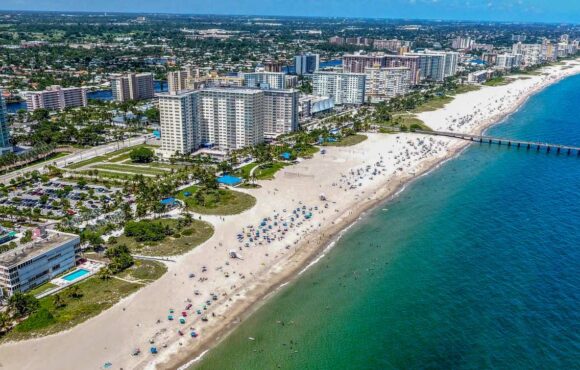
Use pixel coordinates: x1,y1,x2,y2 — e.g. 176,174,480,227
294,53,319,75
111,73,155,102
158,88,299,158
312,72,366,105
405,51,458,82
343,54,420,85
26,86,87,111
365,67,411,103
0,93,10,155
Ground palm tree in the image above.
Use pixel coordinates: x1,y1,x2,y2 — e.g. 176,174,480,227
53,293,65,309
98,267,112,280
0,311,11,334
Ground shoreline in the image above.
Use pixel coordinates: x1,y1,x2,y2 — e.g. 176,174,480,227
0,60,578,370
165,61,580,370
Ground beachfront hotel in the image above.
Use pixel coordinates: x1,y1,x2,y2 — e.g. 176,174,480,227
26,85,88,111
0,230,81,297
157,87,299,157
342,53,420,85
405,51,459,82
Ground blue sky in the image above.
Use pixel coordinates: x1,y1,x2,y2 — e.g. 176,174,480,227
2,0,579,23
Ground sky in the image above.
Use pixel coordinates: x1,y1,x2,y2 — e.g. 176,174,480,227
1,0,579,23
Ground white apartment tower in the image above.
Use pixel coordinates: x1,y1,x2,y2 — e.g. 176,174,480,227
158,88,298,158
157,91,199,158
198,89,264,150
111,73,155,102
313,72,366,105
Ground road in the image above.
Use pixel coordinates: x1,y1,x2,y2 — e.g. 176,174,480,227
0,134,156,184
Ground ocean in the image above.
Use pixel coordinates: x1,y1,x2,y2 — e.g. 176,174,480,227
194,74,580,370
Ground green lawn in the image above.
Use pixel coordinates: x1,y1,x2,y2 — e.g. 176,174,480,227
28,282,58,297
92,163,169,176
296,145,320,158
450,85,481,95
79,169,140,180
412,95,454,113
177,186,256,215
483,77,511,86
2,261,167,341
64,155,105,169
115,218,214,256
236,162,287,180
323,134,368,147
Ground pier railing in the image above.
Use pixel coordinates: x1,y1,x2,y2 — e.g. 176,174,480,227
413,130,580,155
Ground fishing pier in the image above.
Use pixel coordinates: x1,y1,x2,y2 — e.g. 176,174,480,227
414,130,580,155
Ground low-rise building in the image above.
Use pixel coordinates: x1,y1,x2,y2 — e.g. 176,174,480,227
299,95,334,118
0,230,81,297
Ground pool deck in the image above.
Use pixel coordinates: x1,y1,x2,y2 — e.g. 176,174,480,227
35,260,104,299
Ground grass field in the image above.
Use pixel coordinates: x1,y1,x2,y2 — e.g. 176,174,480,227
115,218,214,256
92,163,169,176
412,95,454,113
28,282,58,297
79,169,140,180
2,260,167,341
177,186,256,215
236,162,287,180
483,77,512,86
65,156,105,169
323,134,368,147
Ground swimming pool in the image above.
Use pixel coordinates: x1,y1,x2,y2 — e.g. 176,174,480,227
62,269,90,282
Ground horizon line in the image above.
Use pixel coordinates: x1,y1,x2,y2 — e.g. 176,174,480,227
0,9,578,26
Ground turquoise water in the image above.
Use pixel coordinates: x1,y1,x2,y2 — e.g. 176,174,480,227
62,268,90,282
195,75,580,370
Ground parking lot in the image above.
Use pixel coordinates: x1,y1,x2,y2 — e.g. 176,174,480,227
0,179,122,219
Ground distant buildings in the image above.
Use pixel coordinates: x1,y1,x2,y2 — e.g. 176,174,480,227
328,36,345,45
0,230,81,296
374,39,404,52
26,85,87,111
158,87,299,157
451,36,474,50
242,72,287,89
263,60,284,72
168,67,197,93
312,72,366,105
111,73,154,102
294,53,319,75
365,66,411,103
0,93,10,155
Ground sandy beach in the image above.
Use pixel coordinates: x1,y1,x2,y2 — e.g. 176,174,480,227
1,59,579,370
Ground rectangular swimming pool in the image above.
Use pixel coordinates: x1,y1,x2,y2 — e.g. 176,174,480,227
62,268,90,282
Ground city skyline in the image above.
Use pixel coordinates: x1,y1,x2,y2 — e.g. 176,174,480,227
1,0,580,24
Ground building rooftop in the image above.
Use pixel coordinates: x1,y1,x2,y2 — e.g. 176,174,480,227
0,231,80,268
